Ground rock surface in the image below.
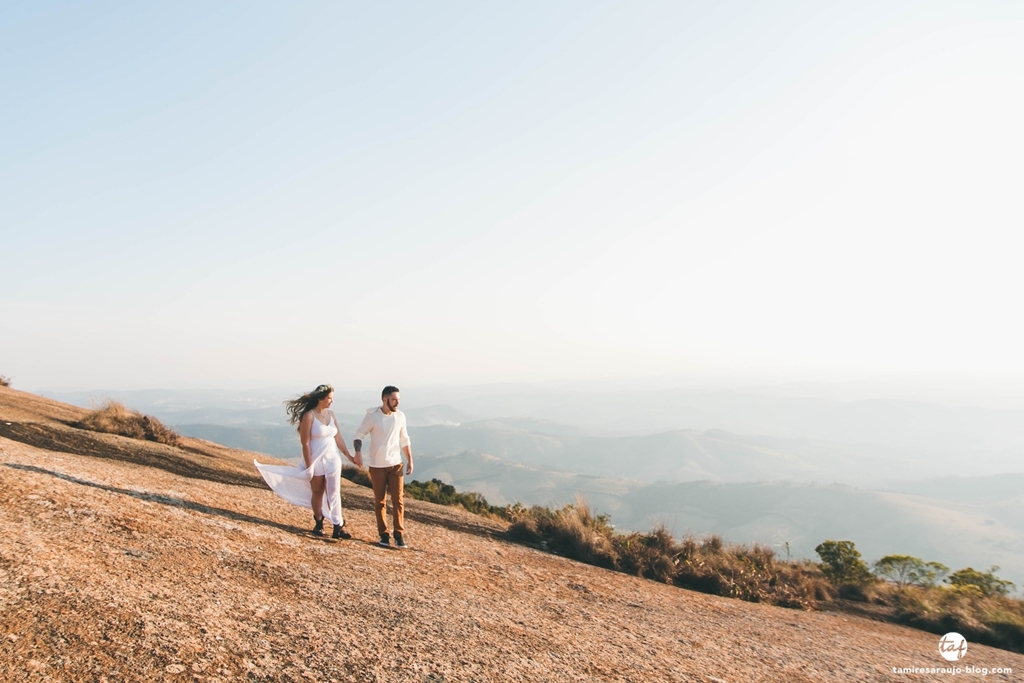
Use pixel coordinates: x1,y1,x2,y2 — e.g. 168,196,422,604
1,386,1021,682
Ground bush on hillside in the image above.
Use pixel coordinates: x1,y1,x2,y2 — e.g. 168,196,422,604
341,465,372,488
894,584,1024,653
613,526,678,583
946,566,1016,597
815,540,872,585
874,555,949,589
400,476,1024,652
77,401,180,446
0,375,11,387
507,498,617,568
405,478,507,519
507,499,830,608
674,536,834,608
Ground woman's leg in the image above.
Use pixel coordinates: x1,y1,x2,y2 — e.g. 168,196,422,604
310,475,326,520
323,466,344,527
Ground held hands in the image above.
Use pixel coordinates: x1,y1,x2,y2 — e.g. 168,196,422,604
352,452,364,468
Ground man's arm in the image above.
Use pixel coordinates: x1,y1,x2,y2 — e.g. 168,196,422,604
402,444,413,476
400,415,412,475
352,412,373,464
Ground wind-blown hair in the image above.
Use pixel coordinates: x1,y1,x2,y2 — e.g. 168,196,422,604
285,384,333,427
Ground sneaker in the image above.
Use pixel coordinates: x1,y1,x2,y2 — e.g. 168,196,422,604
332,524,351,540
378,533,390,548
394,532,408,550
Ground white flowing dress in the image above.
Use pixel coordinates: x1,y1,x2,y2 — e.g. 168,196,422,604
254,413,345,526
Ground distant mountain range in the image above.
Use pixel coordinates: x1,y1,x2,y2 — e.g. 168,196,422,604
412,450,1024,589
170,409,1023,488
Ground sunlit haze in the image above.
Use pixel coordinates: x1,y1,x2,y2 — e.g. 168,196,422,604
2,2,1022,392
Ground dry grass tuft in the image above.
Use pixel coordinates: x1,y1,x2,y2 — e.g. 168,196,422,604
673,537,833,608
0,375,11,387
507,500,829,610
77,400,180,447
507,496,617,568
890,585,1024,653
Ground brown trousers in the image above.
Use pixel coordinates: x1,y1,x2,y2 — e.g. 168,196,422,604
368,464,405,536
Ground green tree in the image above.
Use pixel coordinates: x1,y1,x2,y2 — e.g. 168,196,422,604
873,555,948,589
815,540,871,585
946,566,1016,597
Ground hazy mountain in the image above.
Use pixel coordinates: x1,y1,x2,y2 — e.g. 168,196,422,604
170,409,1022,488
619,479,1024,590
879,473,1024,505
177,424,303,459
47,386,1024,461
393,386,1024,452
410,419,1019,487
414,451,1024,589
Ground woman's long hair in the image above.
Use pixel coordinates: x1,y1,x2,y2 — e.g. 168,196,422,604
285,384,333,428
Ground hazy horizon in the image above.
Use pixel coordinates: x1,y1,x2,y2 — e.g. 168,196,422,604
29,372,1024,413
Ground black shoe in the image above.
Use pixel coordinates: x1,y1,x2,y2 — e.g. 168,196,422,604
394,532,408,549
312,516,325,536
378,533,390,548
332,524,351,540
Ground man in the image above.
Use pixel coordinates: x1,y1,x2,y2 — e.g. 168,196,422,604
353,385,414,549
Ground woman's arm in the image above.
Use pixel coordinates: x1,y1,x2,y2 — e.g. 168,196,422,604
330,411,357,462
299,412,314,468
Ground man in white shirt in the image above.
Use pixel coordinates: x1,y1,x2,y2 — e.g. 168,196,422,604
353,385,414,549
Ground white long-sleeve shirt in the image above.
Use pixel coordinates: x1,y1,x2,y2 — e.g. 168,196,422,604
353,407,411,469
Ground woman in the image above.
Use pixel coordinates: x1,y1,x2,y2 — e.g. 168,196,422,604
254,384,361,538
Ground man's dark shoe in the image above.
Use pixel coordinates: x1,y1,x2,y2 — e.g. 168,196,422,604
332,524,351,540
312,516,325,536
394,532,408,550
378,533,390,548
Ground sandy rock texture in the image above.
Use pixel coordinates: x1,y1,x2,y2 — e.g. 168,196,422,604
1,386,1021,682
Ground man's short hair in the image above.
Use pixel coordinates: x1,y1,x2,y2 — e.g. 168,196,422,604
382,385,400,398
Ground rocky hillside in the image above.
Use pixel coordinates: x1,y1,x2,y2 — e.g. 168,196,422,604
1,386,1020,682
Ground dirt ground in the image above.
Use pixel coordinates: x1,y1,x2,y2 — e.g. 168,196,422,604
1,386,1021,682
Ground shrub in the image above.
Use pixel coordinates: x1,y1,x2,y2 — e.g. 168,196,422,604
77,400,180,446
386,477,1024,650
613,526,677,583
508,497,617,568
894,585,1024,653
507,503,829,609
341,465,372,488
815,540,872,585
405,478,507,518
674,537,829,609
0,375,11,387
874,555,949,589
946,566,1016,597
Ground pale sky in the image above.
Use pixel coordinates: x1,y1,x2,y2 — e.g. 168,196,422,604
2,2,1022,391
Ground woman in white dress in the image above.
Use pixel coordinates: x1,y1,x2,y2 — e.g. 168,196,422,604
254,384,362,538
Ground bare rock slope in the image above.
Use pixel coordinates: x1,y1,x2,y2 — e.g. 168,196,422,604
1,386,1020,682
